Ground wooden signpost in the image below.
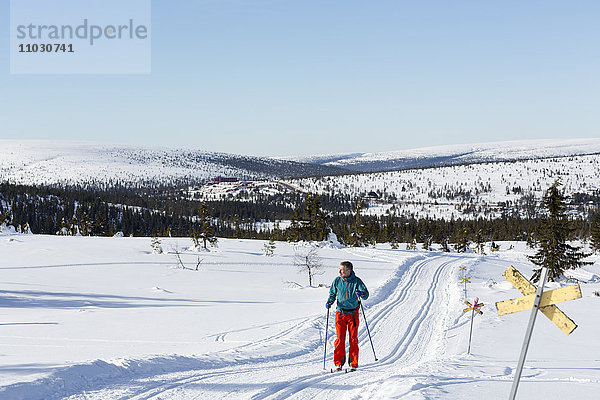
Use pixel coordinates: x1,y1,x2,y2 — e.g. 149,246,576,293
463,297,484,354
460,276,471,299
464,298,484,315
495,266,582,400
497,266,580,335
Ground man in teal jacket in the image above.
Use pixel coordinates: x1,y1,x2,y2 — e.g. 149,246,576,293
326,261,369,371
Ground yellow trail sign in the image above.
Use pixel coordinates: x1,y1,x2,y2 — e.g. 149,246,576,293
460,277,471,284
496,285,582,316
496,266,581,335
464,300,484,315
503,267,536,295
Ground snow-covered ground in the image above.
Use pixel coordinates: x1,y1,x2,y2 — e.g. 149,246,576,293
0,233,598,399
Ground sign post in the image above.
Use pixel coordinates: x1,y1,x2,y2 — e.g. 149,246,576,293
495,266,582,400
460,276,471,300
508,267,548,400
463,297,484,354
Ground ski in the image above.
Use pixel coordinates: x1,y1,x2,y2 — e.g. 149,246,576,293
345,368,357,373
330,367,344,373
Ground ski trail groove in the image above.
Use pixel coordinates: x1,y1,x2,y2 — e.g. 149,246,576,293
64,254,461,400
248,256,459,400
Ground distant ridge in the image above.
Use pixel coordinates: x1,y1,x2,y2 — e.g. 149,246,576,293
276,138,600,172
0,140,348,188
2,138,599,188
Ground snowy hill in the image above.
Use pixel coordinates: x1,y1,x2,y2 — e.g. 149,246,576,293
278,138,600,172
0,140,347,188
3,139,599,225
0,234,598,399
2,139,599,195
284,152,600,220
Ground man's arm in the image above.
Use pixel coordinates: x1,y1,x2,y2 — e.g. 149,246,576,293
357,278,369,300
327,277,338,303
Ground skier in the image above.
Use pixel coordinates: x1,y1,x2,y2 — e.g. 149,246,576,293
326,261,369,372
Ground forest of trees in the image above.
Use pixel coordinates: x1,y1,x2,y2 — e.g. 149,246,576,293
0,181,597,249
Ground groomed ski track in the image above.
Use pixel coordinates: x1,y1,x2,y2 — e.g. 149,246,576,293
57,254,465,400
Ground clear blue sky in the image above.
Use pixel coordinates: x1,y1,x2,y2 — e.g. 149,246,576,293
1,1,599,157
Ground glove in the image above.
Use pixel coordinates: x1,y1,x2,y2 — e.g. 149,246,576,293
356,291,363,298
325,301,333,309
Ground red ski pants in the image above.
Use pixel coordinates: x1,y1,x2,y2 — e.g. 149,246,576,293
334,311,359,368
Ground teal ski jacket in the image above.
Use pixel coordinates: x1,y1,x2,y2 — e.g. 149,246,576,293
327,271,369,314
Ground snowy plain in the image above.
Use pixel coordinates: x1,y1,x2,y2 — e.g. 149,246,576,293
0,232,598,399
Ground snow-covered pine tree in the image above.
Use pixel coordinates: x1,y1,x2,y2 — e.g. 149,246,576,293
590,213,600,253
0,210,8,227
345,199,369,247
287,195,329,242
73,208,92,236
474,229,486,255
0,210,11,233
263,238,276,256
526,230,537,249
151,234,163,254
21,222,32,234
232,216,242,239
194,202,217,249
304,195,329,242
422,235,433,251
453,227,469,253
440,237,451,252
527,179,592,282
286,208,303,242
56,217,69,235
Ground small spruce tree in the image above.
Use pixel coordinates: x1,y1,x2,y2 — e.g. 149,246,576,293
527,179,592,282
590,213,600,253
453,227,469,253
422,235,433,251
305,195,329,241
194,202,218,249
440,237,451,252
0,210,9,228
474,229,486,255
350,200,368,247
286,195,329,242
21,222,32,234
264,238,276,256
56,218,69,235
287,208,303,242
74,208,92,236
151,234,163,254
232,216,242,239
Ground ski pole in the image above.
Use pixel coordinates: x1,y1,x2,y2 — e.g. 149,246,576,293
323,306,330,370
360,301,378,361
